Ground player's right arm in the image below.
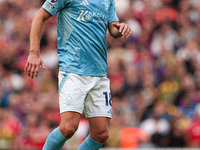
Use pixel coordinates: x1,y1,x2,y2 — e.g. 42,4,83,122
24,8,52,79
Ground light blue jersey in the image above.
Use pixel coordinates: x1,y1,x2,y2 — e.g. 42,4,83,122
42,0,119,76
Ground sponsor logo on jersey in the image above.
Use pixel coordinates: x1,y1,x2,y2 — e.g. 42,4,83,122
45,1,54,10
77,10,108,24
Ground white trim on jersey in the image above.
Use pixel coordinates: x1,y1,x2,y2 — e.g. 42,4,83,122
80,0,89,5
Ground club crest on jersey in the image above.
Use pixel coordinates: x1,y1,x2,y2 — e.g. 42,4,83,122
101,0,109,10
51,0,58,3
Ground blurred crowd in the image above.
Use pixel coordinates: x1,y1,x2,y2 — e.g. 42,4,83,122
1,0,200,149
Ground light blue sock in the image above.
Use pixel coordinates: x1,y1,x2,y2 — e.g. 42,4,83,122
78,135,103,150
43,127,68,150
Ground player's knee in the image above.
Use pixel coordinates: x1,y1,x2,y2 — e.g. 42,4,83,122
94,130,109,143
59,123,78,138
100,131,109,142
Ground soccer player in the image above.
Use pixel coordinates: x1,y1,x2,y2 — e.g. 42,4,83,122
24,0,131,149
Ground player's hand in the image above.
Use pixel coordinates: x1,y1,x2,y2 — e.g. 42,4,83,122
24,51,46,79
113,23,131,38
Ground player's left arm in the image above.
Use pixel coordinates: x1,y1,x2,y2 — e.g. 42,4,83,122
108,21,131,39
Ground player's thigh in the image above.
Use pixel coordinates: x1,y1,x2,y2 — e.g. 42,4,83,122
88,117,111,142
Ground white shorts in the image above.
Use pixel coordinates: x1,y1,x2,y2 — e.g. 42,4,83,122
58,71,112,118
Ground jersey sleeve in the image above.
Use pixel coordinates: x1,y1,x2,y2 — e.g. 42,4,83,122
42,0,69,16
108,0,119,23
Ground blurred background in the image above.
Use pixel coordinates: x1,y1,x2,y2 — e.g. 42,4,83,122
1,0,200,149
